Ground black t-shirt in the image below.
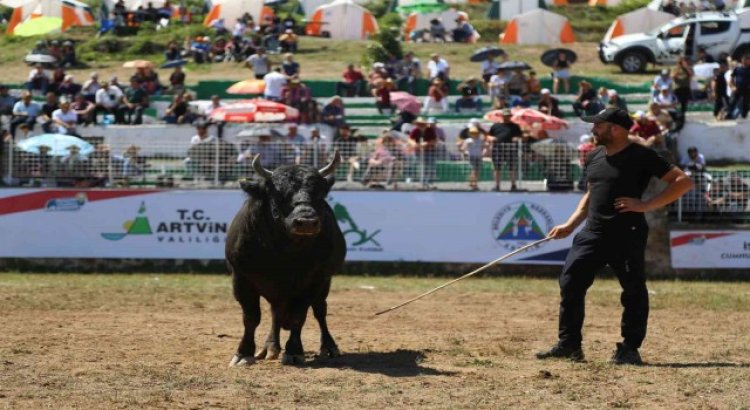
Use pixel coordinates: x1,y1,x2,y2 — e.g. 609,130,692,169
584,143,673,232
714,72,727,96
732,66,750,91
489,122,522,146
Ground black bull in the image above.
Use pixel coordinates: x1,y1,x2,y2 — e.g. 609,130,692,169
225,151,346,366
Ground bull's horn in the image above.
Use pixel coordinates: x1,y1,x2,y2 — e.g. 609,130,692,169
318,150,341,177
252,154,273,179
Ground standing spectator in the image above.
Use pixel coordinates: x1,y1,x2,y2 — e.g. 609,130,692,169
284,124,307,165
163,92,191,124
576,134,595,189
489,109,522,191
336,64,364,97
396,52,421,94
95,81,122,123
422,78,449,113
652,69,673,98
538,88,563,118
57,75,81,100
232,19,247,45
672,56,693,114
81,72,101,103
408,117,439,188
372,78,394,114
245,47,270,79
169,66,186,94
165,40,182,61
281,53,300,77
333,124,360,182
711,61,730,120
527,71,542,97
117,79,148,125
281,78,314,122
278,29,298,53
680,146,706,171
695,47,715,64
426,53,450,81
263,67,287,102
27,64,49,95
654,86,678,110
71,93,95,126
728,54,750,119
460,126,489,190
552,51,572,94
487,68,508,105
321,96,345,127
10,92,41,137
189,122,216,145
51,99,79,136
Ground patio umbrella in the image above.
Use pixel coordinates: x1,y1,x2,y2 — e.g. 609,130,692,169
13,17,63,37
160,59,188,69
470,46,506,63
16,134,94,157
390,91,421,115
540,48,577,67
226,79,266,95
209,99,299,123
497,61,532,71
24,54,58,64
396,0,449,14
123,60,155,69
510,108,568,130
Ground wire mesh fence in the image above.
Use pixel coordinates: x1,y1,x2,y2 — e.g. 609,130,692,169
670,170,750,224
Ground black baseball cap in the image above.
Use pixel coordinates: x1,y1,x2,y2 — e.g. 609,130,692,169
581,107,633,130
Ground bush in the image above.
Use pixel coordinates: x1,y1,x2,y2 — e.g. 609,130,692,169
378,12,403,33
471,20,507,42
362,0,391,18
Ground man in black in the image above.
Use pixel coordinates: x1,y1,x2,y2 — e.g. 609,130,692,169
729,54,750,119
489,109,522,191
537,108,693,365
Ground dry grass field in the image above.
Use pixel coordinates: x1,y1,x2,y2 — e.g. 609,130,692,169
1,273,749,409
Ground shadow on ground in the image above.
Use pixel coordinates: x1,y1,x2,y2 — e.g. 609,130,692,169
646,362,750,368
307,349,455,377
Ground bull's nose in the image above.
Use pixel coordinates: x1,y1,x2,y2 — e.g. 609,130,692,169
291,218,321,235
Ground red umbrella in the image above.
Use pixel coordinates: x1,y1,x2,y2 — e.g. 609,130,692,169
226,79,266,95
390,91,421,115
209,99,299,123
484,108,568,130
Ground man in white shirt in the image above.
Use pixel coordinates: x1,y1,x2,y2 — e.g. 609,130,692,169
653,86,677,110
27,64,49,94
10,91,42,137
81,72,101,102
263,68,288,101
652,69,673,98
52,99,79,136
95,81,123,122
481,56,502,82
426,53,450,81
245,47,270,80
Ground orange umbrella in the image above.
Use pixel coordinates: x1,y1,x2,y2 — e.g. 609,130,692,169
227,79,266,95
209,99,299,123
123,60,155,69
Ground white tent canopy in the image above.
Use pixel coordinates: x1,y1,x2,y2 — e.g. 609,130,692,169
500,8,575,45
2,0,95,34
203,0,267,27
307,0,379,40
603,7,674,42
497,0,541,20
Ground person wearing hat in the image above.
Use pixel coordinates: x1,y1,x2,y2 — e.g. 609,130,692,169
607,89,628,111
488,108,522,191
652,68,673,99
537,107,693,365
653,85,677,110
538,88,563,118
408,117,439,188
51,98,79,136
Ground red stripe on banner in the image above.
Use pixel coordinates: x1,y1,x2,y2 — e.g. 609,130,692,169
0,190,160,216
670,232,733,247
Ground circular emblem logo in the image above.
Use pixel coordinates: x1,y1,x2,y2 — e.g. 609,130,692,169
491,202,555,251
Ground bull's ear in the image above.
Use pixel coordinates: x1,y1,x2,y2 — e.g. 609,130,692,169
239,178,264,196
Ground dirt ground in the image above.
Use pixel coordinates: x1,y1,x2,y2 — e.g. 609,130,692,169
1,274,748,410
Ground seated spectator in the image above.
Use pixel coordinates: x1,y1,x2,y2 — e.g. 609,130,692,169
0,85,17,116
117,144,146,179
630,111,665,150
57,75,81,100
648,102,674,131
51,98,79,136
282,14,296,31
27,64,49,95
321,96,345,127
455,77,483,112
81,72,101,103
209,37,228,62
372,78,394,114
396,52,421,94
391,108,417,133
10,91,41,137
210,18,228,35
38,92,59,133
426,53,450,82
362,130,405,189
422,78,449,113
710,174,749,218
481,56,502,83
652,69,673,99
283,124,307,165
654,86,678,110
607,89,628,111
538,88,562,118
527,71,541,97
202,94,225,120
48,40,62,61
245,46,270,79
281,78,316,123
49,67,66,95
680,146,706,171
506,69,528,96
59,41,77,68
302,127,330,168
336,64,364,97
71,93,95,125
282,53,300,77
237,134,285,170
94,81,122,123
169,66,186,94
116,79,148,125
163,92,191,124
510,92,532,108
572,80,602,117
279,29,298,53
141,67,162,95
57,144,87,186
597,87,610,106
460,126,489,190
429,18,447,42
109,76,124,91
165,40,183,61
191,36,211,64
452,17,475,43
263,67,287,102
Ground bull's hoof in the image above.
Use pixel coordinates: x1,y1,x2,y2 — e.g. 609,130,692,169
254,346,281,360
281,353,305,366
229,354,256,367
318,345,341,359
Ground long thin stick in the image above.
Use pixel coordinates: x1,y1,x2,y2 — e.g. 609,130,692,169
374,237,553,316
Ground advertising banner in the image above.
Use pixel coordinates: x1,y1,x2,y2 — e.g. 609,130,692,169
0,189,582,264
670,230,750,269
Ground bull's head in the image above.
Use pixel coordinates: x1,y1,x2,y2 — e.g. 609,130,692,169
241,150,341,238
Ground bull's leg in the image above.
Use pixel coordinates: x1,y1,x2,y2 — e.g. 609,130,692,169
254,308,281,360
281,303,309,366
229,276,261,367
313,299,341,359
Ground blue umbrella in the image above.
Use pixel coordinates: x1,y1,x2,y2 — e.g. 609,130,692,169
160,59,189,69
16,134,94,157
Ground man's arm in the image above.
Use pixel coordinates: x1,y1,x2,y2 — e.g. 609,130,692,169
617,167,694,213
548,189,589,239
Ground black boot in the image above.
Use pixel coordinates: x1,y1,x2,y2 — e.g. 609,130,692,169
535,343,585,362
610,342,643,365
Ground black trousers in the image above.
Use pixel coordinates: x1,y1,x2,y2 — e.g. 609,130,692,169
558,225,649,349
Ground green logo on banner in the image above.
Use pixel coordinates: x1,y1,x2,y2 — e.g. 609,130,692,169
330,198,382,251
101,202,153,241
